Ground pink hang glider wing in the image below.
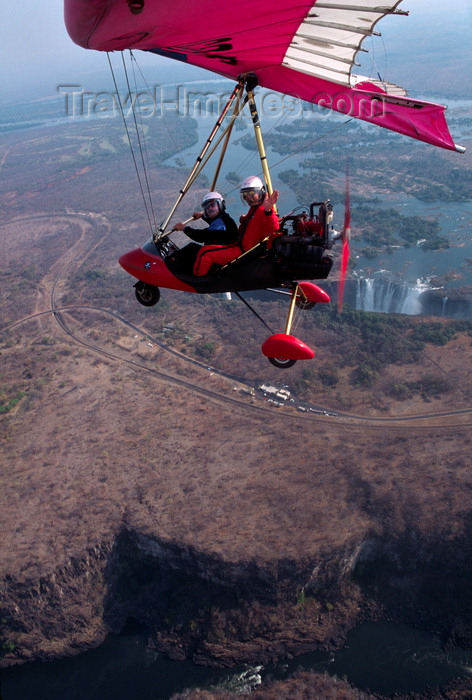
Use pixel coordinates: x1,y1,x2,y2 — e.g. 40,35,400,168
64,0,464,153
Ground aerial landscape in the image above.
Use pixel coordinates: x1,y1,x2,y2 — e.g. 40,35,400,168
1,1,472,698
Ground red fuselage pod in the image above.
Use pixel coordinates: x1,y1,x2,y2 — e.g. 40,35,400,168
262,333,315,361
298,281,330,304
119,245,196,293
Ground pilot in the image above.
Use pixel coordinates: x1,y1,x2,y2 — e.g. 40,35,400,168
192,176,280,277
173,192,238,246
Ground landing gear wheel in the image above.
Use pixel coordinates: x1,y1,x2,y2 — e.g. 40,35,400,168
134,282,160,307
268,357,297,369
295,298,316,310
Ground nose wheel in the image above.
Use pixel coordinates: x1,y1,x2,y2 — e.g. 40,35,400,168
134,281,160,306
262,282,330,368
262,283,330,368
268,357,297,369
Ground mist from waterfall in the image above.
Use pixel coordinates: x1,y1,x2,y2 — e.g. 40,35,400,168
354,278,426,315
248,278,470,319
348,277,471,319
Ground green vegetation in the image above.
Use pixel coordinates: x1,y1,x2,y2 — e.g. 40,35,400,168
0,391,25,414
225,171,241,186
82,269,106,281
148,288,472,407
68,268,125,303
361,246,382,259
194,340,215,361
411,322,460,346
297,307,472,398
314,306,425,368
351,363,379,388
352,205,402,247
401,152,472,202
398,216,448,249
388,375,451,401
22,265,43,283
318,368,339,387
38,336,57,346
279,167,341,207
271,117,472,203
353,207,448,251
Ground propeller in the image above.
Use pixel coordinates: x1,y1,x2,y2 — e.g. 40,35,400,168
337,163,351,313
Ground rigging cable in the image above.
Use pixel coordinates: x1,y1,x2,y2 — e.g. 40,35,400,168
121,51,158,229
224,101,293,187
224,116,353,201
268,117,353,170
107,52,155,235
234,292,275,334
128,51,159,229
128,51,182,161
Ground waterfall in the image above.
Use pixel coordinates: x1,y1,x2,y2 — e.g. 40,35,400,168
349,278,471,318
354,278,423,315
236,281,471,319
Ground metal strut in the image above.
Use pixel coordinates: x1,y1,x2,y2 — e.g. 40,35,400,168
154,73,278,245
218,74,277,273
285,284,300,335
235,285,305,346
153,79,246,243
244,74,277,212
210,89,243,191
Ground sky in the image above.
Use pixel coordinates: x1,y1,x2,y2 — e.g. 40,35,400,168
1,1,110,100
1,0,471,104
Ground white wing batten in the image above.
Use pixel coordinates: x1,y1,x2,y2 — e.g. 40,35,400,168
309,0,405,10
305,18,382,35
351,77,407,95
313,2,408,14
285,53,352,78
284,0,406,88
292,35,368,51
290,44,358,66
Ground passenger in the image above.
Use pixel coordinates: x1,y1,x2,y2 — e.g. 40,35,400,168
173,192,238,246
193,176,280,277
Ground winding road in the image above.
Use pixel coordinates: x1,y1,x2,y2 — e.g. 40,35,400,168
2,212,472,432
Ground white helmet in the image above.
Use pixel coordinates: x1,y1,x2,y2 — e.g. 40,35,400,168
201,191,225,213
240,176,265,205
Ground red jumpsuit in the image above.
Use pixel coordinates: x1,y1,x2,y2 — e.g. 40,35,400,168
193,205,280,277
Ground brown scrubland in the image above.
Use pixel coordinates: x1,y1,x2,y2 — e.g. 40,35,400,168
1,116,472,699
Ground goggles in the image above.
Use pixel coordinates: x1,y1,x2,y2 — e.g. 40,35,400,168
241,188,263,205
202,199,221,212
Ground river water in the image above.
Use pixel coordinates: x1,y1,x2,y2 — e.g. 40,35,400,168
3,622,472,699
